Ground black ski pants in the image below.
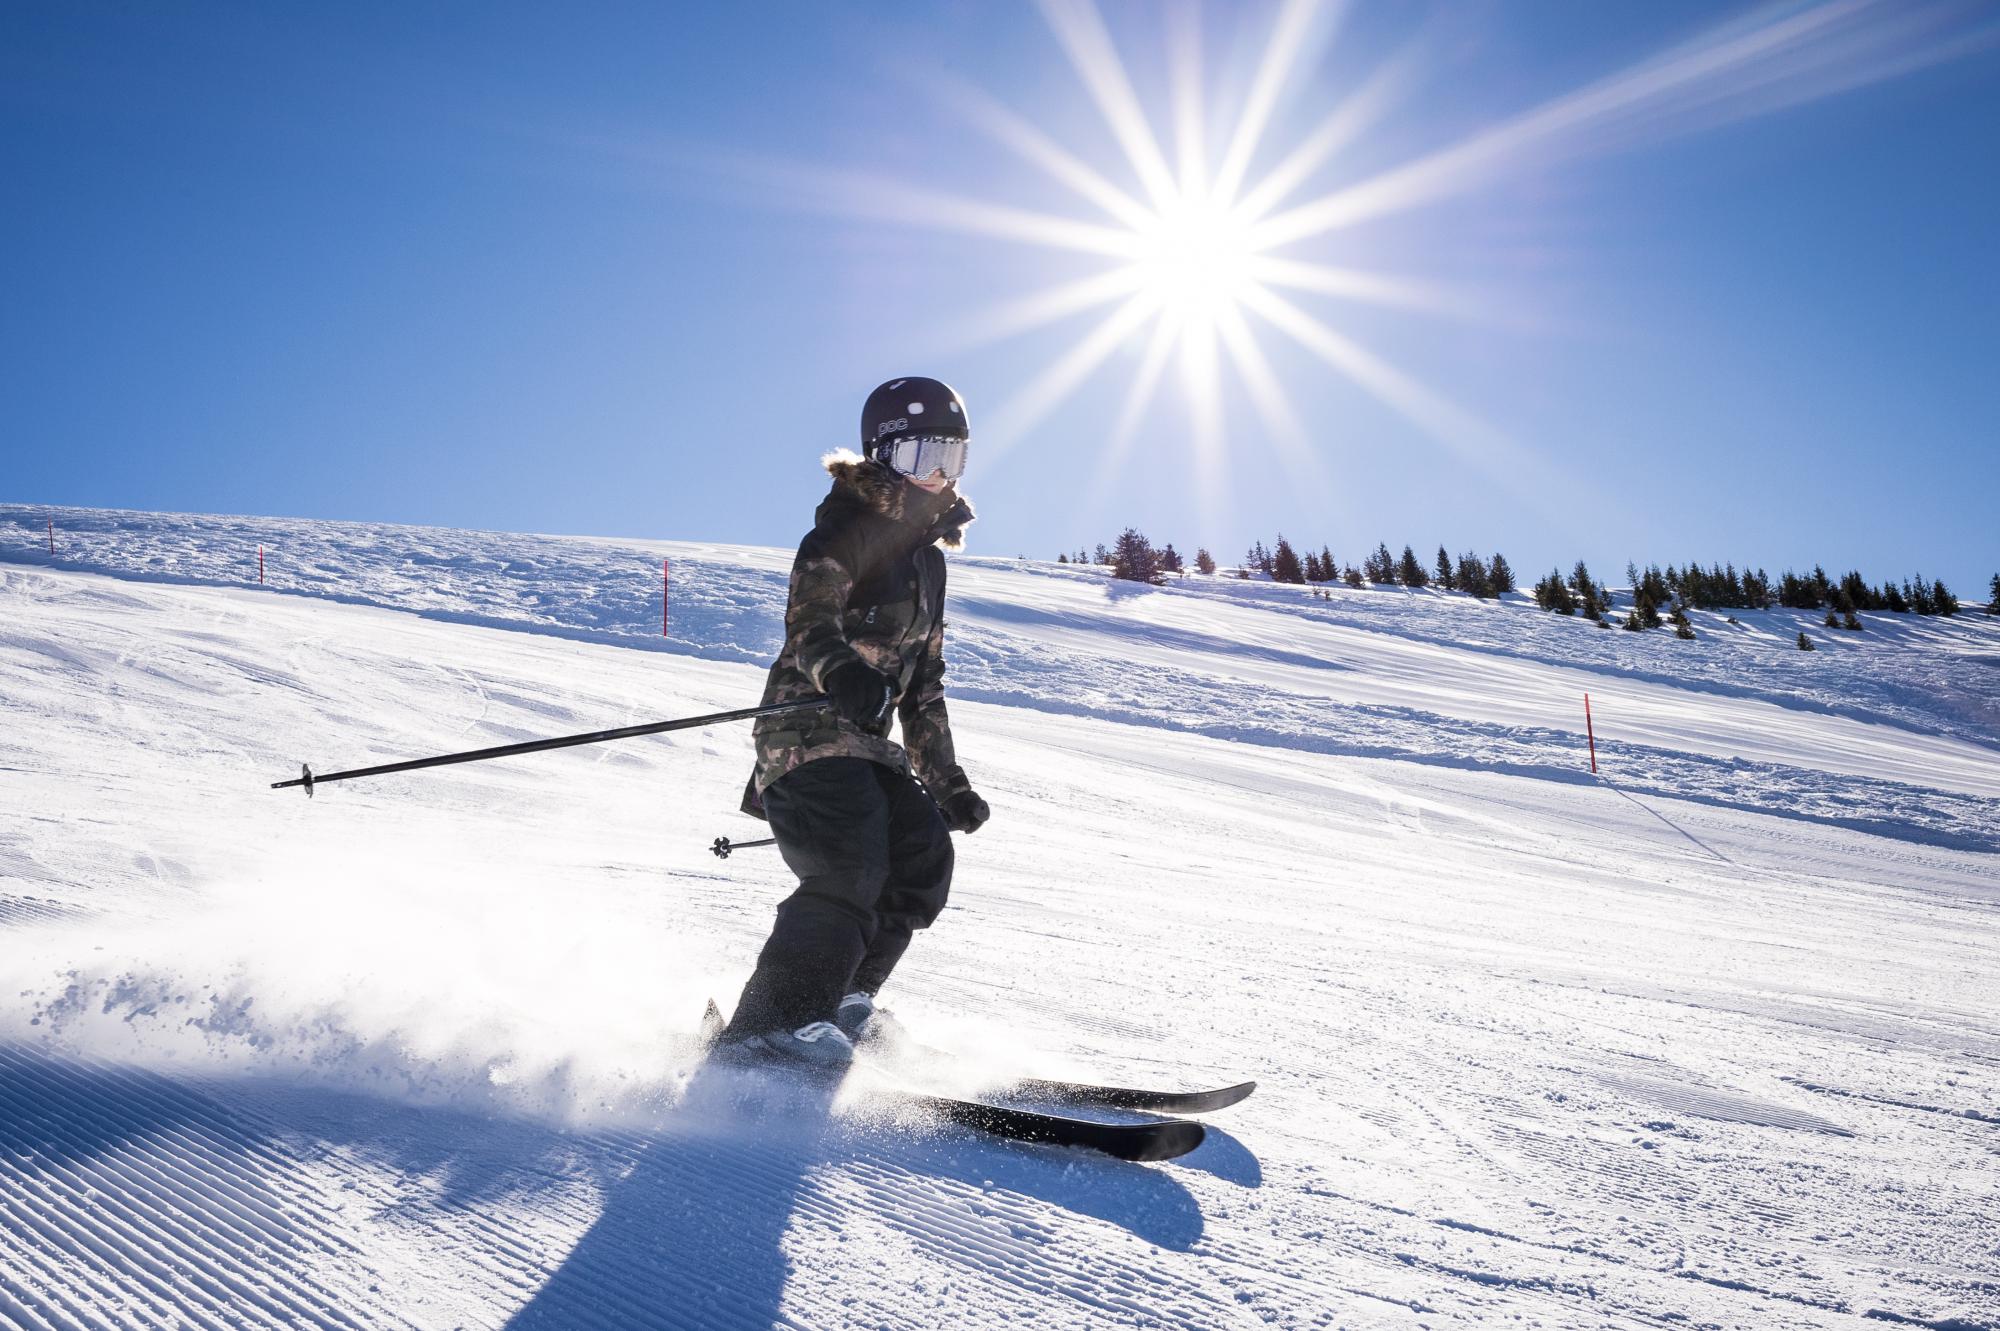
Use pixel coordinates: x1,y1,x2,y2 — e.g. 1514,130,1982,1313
725,757,954,1037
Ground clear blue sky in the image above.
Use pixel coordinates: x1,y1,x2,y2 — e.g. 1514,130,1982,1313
5,1,1997,592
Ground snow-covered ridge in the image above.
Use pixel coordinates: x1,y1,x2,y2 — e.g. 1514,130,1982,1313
8,502,1998,851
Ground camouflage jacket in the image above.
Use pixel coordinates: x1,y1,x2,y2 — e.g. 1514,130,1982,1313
744,451,975,811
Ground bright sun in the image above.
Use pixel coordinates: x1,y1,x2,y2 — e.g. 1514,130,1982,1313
879,0,1467,495
779,0,1973,516
1127,191,1261,325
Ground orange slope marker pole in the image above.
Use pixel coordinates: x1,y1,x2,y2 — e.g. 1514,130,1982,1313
1585,693,1598,774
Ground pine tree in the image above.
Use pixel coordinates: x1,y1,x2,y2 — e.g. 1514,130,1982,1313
1196,548,1216,576
1627,582,1662,629
1883,580,1909,613
1570,561,1597,607
1457,552,1490,599
1672,604,1696,640
1843,610,1862,631
1320,547,1336,584
1797,631,1815,651
1343,564,1364,588
1823,608,1839,628
1910,576,1935,615
1395,545,1428,588
1640,565,1670,609
1535,570,1576,614
1094,543,1111,565
1057,553,1068,563
1933,577,1958,616
1111,528,1163,584
1158,543,1184,574
1435,546,1455,590
1272,536,1306,584
1488,552,1515,595
1988,573,2000,614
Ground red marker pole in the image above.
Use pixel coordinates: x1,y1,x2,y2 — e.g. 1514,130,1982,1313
259,545,265,584
662,558,670,637
48,520,55,555
1584,693,1598,775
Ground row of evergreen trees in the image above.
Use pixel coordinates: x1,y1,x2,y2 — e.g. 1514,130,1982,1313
1236,538,1520,597
1618,560,1964,615
1057,531,1204,585
1064,537,2000,616
1768,564,1963,616
1530,560,1972,622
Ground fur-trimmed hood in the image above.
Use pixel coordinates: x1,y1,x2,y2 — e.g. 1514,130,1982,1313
819,448,975,550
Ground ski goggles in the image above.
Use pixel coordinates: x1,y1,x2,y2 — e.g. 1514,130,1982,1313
879,433,969,481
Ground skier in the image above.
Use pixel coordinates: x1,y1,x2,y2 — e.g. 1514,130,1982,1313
718,376,990,1067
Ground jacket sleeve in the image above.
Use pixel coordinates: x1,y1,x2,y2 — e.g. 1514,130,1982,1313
900,579,970,801
785,535,865,691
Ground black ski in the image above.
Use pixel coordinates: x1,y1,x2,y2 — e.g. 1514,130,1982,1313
997,1076,1255,1116
697,1000,1207,1162
853,1026,1256,1115
877,1088,1205,1162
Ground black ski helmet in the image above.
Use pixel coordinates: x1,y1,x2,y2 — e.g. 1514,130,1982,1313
860,377,968,461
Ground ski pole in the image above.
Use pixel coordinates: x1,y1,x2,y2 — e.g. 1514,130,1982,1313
711,835,776,859
273,698,829,797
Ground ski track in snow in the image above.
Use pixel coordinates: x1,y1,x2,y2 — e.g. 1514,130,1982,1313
0,505,1996,1329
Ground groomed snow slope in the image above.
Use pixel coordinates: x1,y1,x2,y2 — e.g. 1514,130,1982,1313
1,504,1996,1331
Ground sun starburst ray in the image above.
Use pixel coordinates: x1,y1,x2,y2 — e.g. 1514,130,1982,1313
1087,317,1181,506
985,293,1165,464
933,267,1152,358
1229,47,1417,225
935,82,1157,232
1211,0,1332,204
1248,256,1466,318
1177,317,1233,539
1035,0,1181,210
1238,284,1519,466
1247,0,1987,251
1166,1,1207,191
737,157,1141,258
1214,303,1325,493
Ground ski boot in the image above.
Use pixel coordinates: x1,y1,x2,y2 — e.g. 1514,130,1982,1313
834,992,908,1051
716,1020,855,1072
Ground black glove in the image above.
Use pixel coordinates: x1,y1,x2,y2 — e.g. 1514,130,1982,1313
823,659,893,728
941,789,990,834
